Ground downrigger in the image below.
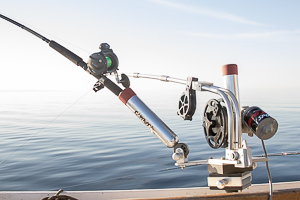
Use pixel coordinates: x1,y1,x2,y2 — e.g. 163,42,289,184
0,14,279,192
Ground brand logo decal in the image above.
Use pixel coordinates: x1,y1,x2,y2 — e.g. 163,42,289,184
135,111,154,130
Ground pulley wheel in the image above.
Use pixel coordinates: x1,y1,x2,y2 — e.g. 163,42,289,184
173,143,189,157
177,90,196,121
178,93,189,117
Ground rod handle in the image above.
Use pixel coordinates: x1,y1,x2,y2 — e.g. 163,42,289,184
49,40,87,70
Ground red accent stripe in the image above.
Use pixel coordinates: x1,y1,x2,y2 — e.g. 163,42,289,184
222,64,238,76
248,117,252,127
119,88,136,104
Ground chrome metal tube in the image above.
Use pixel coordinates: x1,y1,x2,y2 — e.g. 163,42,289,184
202,85,234,150
222,64,240,103
125,94,179,148
223,75,240,103
221,64,242,149
218,87,242,149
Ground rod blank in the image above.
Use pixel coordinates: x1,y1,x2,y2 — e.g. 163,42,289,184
0,14,50,43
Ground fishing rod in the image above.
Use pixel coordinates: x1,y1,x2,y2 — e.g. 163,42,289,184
0,14,88,71
0,13,186,154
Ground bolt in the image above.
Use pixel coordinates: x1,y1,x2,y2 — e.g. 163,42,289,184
231,152,239,160
216,179,228,189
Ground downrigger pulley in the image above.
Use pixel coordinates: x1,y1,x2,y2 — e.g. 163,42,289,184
177,77,197,120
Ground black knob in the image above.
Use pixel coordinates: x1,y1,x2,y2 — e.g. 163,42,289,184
100,43,110,50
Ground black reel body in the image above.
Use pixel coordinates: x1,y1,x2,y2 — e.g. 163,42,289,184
202,99,228,149
87,43,119,76
87,51,107,76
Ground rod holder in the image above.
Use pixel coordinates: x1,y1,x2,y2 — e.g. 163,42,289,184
222,64,240,104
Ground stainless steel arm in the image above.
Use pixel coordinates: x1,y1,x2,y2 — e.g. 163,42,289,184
128,73,186,85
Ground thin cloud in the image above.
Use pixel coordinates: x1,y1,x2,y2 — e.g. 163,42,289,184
185,30,300,39
150,0,265,26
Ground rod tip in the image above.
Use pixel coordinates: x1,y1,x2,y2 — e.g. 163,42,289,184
222,64,238,76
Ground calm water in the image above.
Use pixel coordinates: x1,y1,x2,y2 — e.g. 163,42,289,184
0,87,299,191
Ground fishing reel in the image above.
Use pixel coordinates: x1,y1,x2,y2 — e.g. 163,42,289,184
202,99,228,149
87,43,119,76
90,43,130,92
177,77,197,120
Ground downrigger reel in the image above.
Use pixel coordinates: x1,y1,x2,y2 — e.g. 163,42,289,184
202,99,228,149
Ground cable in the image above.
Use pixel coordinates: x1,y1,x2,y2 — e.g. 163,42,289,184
261,139,273,200
257,151,300,157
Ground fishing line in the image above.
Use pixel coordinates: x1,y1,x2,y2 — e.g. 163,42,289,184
157,164,203,172
0,90,91,166
157,150,300,171
261,139,273,200
38,28,92,55
49,164,207,191
51,147,299,190
257,151,300,157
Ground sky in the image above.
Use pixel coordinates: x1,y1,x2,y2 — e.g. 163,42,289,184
0,0,300,92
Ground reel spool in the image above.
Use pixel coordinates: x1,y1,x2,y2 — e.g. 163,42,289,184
202,99,228,149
